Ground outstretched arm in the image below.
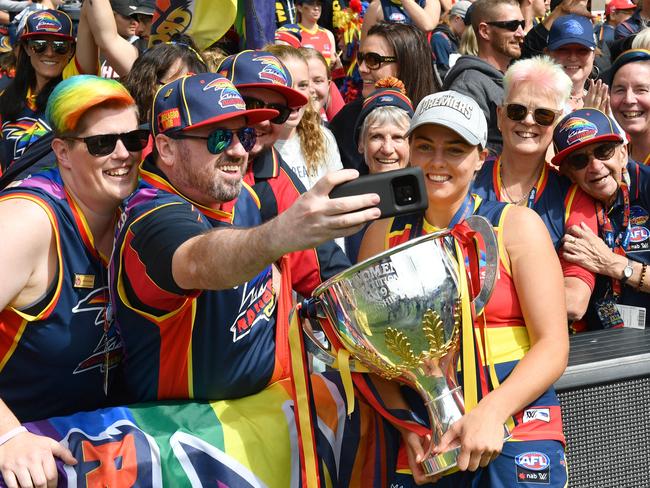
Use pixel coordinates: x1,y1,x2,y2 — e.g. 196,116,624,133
172,169,380,290
401,0,440,33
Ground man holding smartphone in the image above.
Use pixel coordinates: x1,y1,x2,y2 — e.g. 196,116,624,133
109,72,379,404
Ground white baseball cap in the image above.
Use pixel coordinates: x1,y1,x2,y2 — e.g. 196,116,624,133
407,91,488,149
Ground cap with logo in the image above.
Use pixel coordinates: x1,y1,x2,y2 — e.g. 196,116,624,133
274,24,303,49
110,0,139,17
450,0,472,21
151,73,279,137
551,109,624,166
354,87,414,146
606,0,636,16
407,90,488,149
20,9,74,41
547,14,596,51
132,0,155,16
217,50,309,109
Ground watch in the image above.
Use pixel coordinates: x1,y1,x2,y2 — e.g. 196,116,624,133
621,259,634,284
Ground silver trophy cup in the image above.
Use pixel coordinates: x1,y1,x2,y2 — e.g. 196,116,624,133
303,215,500,476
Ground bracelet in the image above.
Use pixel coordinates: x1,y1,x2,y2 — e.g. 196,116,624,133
638,263,647,291
0,426,27,446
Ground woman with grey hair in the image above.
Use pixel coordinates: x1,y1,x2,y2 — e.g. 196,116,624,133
472,55,597,328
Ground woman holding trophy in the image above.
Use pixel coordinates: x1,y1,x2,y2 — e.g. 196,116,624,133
358,91,570,486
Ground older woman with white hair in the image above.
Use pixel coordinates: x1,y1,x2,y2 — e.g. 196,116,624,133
345,77,414,263
473,55,597,326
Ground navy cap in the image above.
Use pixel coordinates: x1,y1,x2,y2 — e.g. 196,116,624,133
607,48,650,85
21,9,74,41
552,109,624,165
132,0,155,16
152,73,279,137
547,15,596,51
217,50,308,109
355,88,414,146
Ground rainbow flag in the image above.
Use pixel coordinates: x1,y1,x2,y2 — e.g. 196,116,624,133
0,374,400,487
150,0,237,50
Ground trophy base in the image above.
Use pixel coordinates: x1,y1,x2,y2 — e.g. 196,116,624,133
421,446,460,476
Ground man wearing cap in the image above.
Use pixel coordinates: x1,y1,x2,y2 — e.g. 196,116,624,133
109,73,379,403
554,109,650,330
545,15,597,110
98,0,141,78
615,0,650,39
595,0,636,49
430,0,470,78
218,50,351,297
0,75,146,487
443,0,525,155
133,0,154,44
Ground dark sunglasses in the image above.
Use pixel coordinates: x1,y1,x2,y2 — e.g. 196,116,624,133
66,129,150,157
357,51,397,70
564,142,619,170
505,103,561,126
242,96,292,125
169,127,257,154
486,19,526,32
27,39,73,55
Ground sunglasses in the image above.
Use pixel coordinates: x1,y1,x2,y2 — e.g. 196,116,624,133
357,51,397,70
169,127,257,154
27,39,73,55
505,103,561,126
564,142,619,170
242,96,292,125
66,129,150,157
486,19,526,32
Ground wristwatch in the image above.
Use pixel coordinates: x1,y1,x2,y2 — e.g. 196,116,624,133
621,259,634,284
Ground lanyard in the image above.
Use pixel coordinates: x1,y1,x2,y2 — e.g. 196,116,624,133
596,183,630,296
449,193,476,228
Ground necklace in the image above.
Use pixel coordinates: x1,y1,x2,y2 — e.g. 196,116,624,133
499,160,538,206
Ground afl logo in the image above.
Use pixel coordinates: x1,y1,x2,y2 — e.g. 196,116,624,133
515,452,550,471
630,226,650,243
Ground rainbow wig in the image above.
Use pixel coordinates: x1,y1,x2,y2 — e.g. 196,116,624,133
46,75,135,135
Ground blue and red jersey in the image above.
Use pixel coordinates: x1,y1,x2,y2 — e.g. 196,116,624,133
0,168,122,422
110,159,290,402
473,157,596,290
385,197,565,445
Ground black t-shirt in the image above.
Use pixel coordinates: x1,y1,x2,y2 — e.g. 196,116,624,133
329,97,366,174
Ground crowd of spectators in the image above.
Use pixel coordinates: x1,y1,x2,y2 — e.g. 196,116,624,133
0,0,648,486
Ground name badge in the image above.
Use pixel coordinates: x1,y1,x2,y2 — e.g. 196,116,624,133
74,274,95,289
615,304,646,330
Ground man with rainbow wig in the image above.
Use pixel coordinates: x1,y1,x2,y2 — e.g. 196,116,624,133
0,75,149,487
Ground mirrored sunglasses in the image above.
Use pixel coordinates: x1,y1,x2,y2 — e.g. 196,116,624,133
27,39,73,55
170,127,257,154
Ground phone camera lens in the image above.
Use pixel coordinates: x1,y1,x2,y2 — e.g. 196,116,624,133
392,175,419,206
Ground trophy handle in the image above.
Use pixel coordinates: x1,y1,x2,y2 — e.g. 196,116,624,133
464,215,498,316
300,299,367,372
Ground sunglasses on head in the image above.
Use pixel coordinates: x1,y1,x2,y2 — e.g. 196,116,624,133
486,19,526,31
65,129,150,157
169,127,257,154
505,103,561,126
563,142,619,170
27,39,73,55
242,96,292,125
357,51,397,70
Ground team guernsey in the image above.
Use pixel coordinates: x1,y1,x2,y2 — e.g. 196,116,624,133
0,168,122,422
111,159,288,402
299,24,335,65
386,197,567,487
380,0,427,24
473,157,596,289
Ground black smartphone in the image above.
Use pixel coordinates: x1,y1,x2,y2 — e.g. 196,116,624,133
329,167,428,219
